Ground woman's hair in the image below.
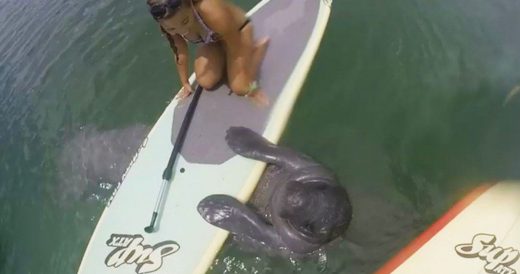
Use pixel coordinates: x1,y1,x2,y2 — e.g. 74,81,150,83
148,0,191,15
147,0,189,5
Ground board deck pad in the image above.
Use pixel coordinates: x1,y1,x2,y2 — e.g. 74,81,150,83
78,0,332,273
172,0,319,164
376,181,520,274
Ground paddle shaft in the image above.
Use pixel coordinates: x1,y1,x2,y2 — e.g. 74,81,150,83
145,85,203,233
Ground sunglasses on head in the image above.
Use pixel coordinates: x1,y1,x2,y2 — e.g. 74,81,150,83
149,0,182,20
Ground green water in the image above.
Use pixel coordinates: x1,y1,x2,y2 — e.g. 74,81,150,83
1,0,520,273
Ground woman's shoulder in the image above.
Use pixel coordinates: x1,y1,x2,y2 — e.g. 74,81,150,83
195,0,221,6
196,0,228,12
196,0,235,33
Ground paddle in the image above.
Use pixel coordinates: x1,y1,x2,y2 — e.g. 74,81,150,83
145,84,203,233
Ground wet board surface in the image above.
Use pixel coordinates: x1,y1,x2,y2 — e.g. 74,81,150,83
78,0,332,273
376,181,520,274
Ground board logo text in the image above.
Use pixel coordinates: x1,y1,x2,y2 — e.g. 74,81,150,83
105,234,180,274
455,233,519,274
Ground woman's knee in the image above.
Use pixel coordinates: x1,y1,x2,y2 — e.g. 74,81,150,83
196,71,221,90
228,75,250,95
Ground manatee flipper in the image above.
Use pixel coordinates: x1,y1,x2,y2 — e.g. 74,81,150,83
197,194,285,250
226,127,317,171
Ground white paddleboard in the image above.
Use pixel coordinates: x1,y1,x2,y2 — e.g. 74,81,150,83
78,0,333,273
376,181,520,274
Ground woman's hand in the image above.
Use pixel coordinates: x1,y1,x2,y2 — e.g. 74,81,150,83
175,82,193,100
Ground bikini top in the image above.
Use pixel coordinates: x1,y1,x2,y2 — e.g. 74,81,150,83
164,1,250,45
181,1,220,44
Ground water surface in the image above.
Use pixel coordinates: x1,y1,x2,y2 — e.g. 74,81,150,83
1,0,520,273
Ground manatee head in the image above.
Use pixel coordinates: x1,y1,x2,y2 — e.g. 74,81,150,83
280,181,352,243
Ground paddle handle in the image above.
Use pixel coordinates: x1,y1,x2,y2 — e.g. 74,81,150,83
144,213,158,233
162,85,203,180
145,85,203,233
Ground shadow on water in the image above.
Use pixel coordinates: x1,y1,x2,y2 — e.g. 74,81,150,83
0,0,168,272
56,124,150,206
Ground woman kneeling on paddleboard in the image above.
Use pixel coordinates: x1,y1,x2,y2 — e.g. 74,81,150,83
147,0,270,106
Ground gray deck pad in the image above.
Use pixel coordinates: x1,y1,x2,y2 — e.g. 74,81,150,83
172,0,319,164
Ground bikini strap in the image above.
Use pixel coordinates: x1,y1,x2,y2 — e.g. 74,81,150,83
190,0,218,44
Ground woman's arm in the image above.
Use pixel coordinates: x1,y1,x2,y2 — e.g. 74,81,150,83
160,27,190,87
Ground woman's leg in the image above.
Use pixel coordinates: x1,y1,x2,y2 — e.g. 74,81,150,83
226,23,269,95
194,42,226,90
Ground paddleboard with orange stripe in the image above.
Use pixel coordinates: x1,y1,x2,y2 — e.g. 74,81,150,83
376,181,520,274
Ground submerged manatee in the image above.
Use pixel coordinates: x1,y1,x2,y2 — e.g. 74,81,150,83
197,127,352,255
56,124,150,204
